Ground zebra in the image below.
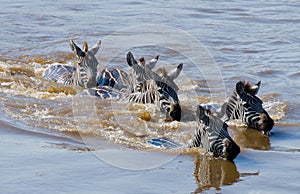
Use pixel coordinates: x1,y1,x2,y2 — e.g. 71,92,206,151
43,39,101,88
224,81,274,135
89,52,160,98
89,51,183,121
189,105,240,161
125,52,183,121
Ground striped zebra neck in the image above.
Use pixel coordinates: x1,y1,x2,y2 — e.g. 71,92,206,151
125,79,160,104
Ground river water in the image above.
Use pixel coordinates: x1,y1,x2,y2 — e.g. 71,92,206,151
1,0,299,193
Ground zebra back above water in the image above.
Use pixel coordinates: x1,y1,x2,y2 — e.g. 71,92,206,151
225,81,274,135
189,105,240,161
43,40,101,88
43,65,76,85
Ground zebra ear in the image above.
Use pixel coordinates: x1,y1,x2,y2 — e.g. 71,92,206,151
252,81,261,95
147,55,159,69
167,63,183,80
126,52,138,67
89,40,101,55
236,81,248,101
70,39,85,58
83,41,88,53
196,105,207,120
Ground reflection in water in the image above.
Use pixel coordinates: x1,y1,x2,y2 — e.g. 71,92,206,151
232,127,271,150
193,154,240,193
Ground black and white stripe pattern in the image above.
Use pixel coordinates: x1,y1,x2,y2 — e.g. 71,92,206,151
225,81,274,135
96,68,131,92
126,51,159,84
43,65,76,84
94,52,159,94
189,105,240,161
43,40,101,88
126,79,181,121
125,52,183,121
92,51,183,121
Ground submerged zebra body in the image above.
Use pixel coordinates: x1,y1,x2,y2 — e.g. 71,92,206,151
225,81,274,135
189,105,240,161
43,40,101,88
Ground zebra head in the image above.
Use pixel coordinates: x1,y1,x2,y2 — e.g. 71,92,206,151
126,51,182,121
70,39,101,88
190,105,240,161
234,81,274,135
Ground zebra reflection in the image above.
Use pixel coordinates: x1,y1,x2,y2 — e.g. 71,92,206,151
193,154,239,193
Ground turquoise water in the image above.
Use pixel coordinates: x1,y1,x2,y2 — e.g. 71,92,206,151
1,0,299,193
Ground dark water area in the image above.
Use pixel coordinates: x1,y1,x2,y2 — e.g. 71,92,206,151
1,0,300,193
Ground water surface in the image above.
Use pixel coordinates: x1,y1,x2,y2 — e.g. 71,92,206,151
1,0,300,193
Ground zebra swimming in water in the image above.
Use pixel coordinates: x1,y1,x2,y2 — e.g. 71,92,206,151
188,105,240,161
125,52,183,121
224,81,274,135
43,39,101,88
90,51,183,121
88,52,160,98
148,105,240,160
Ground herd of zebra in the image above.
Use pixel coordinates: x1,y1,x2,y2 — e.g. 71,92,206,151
43,40,274,161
